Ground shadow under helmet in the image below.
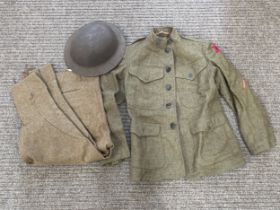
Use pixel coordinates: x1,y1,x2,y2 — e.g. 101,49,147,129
64,21,126,76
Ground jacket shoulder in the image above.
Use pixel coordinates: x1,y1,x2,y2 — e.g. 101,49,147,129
130,37,146,45
126,37,146,51
180,36,211,49
125,37,147,58
181,36,209,43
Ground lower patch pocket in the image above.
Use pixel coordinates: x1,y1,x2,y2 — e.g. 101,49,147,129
130,121,165,169
191,113,235,165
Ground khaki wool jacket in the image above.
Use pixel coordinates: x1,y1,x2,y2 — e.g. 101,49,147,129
11,64,113,165
100,27,276,181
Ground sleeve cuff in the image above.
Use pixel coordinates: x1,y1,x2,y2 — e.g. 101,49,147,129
99,147,130,166
250,140,277,155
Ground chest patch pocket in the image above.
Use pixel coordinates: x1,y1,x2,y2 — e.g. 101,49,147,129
127,65,164,110
130,120,166,169
175,58,209,108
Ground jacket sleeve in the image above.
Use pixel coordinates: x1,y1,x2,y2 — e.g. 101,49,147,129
204,42,276,155
98,58,130,165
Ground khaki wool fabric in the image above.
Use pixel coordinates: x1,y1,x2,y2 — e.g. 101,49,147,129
100,27,277,182
10,64,114,165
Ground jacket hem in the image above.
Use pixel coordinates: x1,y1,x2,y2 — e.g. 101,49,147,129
129,155,246,182
186,155,246,180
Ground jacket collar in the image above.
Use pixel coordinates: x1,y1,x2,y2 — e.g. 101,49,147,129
146,26,181,49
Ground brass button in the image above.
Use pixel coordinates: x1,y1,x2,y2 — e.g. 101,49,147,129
165,84,172,91
166,102,172,109
170,122,177,129
187,73,193,79
165,47,171,53
166,66,171,73
167,38,173,45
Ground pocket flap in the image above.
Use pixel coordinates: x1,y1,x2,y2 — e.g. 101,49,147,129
190,112,226,134
129,66,164,83
176,58,208,81
130,121,161,137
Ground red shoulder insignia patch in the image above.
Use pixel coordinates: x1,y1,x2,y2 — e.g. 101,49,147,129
210,43,221,53
242,79,248,88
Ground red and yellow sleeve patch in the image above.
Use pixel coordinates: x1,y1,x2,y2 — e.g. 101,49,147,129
242,79,247,88
210,43,221,53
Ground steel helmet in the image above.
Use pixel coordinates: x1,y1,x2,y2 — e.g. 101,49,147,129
64,21,126,76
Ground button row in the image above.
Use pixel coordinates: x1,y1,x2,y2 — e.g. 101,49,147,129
164,39,176,130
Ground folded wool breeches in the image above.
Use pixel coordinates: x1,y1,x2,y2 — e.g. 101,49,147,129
10,64,114,165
